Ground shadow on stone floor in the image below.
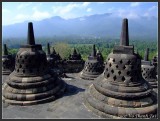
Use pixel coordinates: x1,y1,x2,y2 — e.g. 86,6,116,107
63,83,85,97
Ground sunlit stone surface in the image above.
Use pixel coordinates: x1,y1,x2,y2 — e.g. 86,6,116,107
80,44,104,80
2,22,66,106
84,18,157,118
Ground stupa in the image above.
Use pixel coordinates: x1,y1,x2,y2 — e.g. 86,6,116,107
2,44,14,75
80,45,104,80
141,48,157,88
46,43,61,67
51,47,61,61
46,43,64,76
84,18,157,118
64,48,84,73
46,43,53,67
96,49,104,66
2,22,66,106
151,54,158,76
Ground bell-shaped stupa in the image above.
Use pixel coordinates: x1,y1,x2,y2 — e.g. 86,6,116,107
51,47,61,61
2,22,66,106
64,48,84,73
141,48,157,88
46,43,62,68
46,43,53,67
80,45,104,80
46,43,63,76
96,49,104,66
2,44,14,75
151,54,158,76
84,18,157,118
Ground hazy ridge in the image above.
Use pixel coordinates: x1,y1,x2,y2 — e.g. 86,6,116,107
2,13,157,40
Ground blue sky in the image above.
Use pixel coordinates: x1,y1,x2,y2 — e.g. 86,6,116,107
2,2,158,26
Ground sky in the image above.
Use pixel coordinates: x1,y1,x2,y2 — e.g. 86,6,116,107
2,2,158,26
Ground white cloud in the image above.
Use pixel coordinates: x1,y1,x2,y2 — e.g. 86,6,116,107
116,8,125,17
60,3,79,14
113,8,139,19
141,5,157,18
148,6,157,11
130,2,140,7
127,12,139,19
82,2,90,7
14,9,51,23
107,7,114,12
14,14,29,23
32,10,51,20
15,14,28,20
32,6,38,11
143,12,149,17
97,2,105,4
52,3,79,15
79,17,85,21
17,2,32,9
2,8,10,13
52,2,91,19
87,8,92,12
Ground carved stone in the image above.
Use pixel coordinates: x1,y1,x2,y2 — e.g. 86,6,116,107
64,48,85,73
46,43,62,68
2,22,66,106
84,18,157,118
2,44,14,75
141,48,157,88
96,49,104,65
46,43,64,76
80,45,104,80
151,54,158,76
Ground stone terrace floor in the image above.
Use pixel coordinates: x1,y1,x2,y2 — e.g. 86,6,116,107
2,73,158,119
2,73,101,119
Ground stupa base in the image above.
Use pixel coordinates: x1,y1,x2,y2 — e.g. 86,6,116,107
80,71,101,80
84,84,157,119
2,75,66,106
2,70,12,75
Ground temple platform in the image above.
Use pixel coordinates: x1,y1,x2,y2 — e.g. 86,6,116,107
2,73,101,119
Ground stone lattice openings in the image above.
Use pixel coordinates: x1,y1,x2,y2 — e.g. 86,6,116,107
80,44,104,80
84,18,157,118
2,22,66,105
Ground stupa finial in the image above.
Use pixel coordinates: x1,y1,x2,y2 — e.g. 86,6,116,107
120,18,129,46
3,44,8,55
27,22,35,45
91,44,96,57
47,43,50,55
144,48,149,61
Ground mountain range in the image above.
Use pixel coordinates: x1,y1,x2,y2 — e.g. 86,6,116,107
2,13,158,40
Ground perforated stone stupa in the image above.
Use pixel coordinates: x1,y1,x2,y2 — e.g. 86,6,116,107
96,49,104,66
80,45,104,80
141,48,157,88
64,48,85,73
2,22,66,105
46,43,64,76
2,44,14,75
46,43,61,68
84,18,157,118
151,54,158,76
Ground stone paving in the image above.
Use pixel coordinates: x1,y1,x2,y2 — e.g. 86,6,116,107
2,73,101,119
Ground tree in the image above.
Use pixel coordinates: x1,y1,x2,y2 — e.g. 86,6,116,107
53,42,72,59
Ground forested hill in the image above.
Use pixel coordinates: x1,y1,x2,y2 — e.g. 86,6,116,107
2,13,157,40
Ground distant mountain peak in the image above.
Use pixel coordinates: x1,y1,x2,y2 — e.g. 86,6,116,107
51,16,65,20
2,12,157,40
